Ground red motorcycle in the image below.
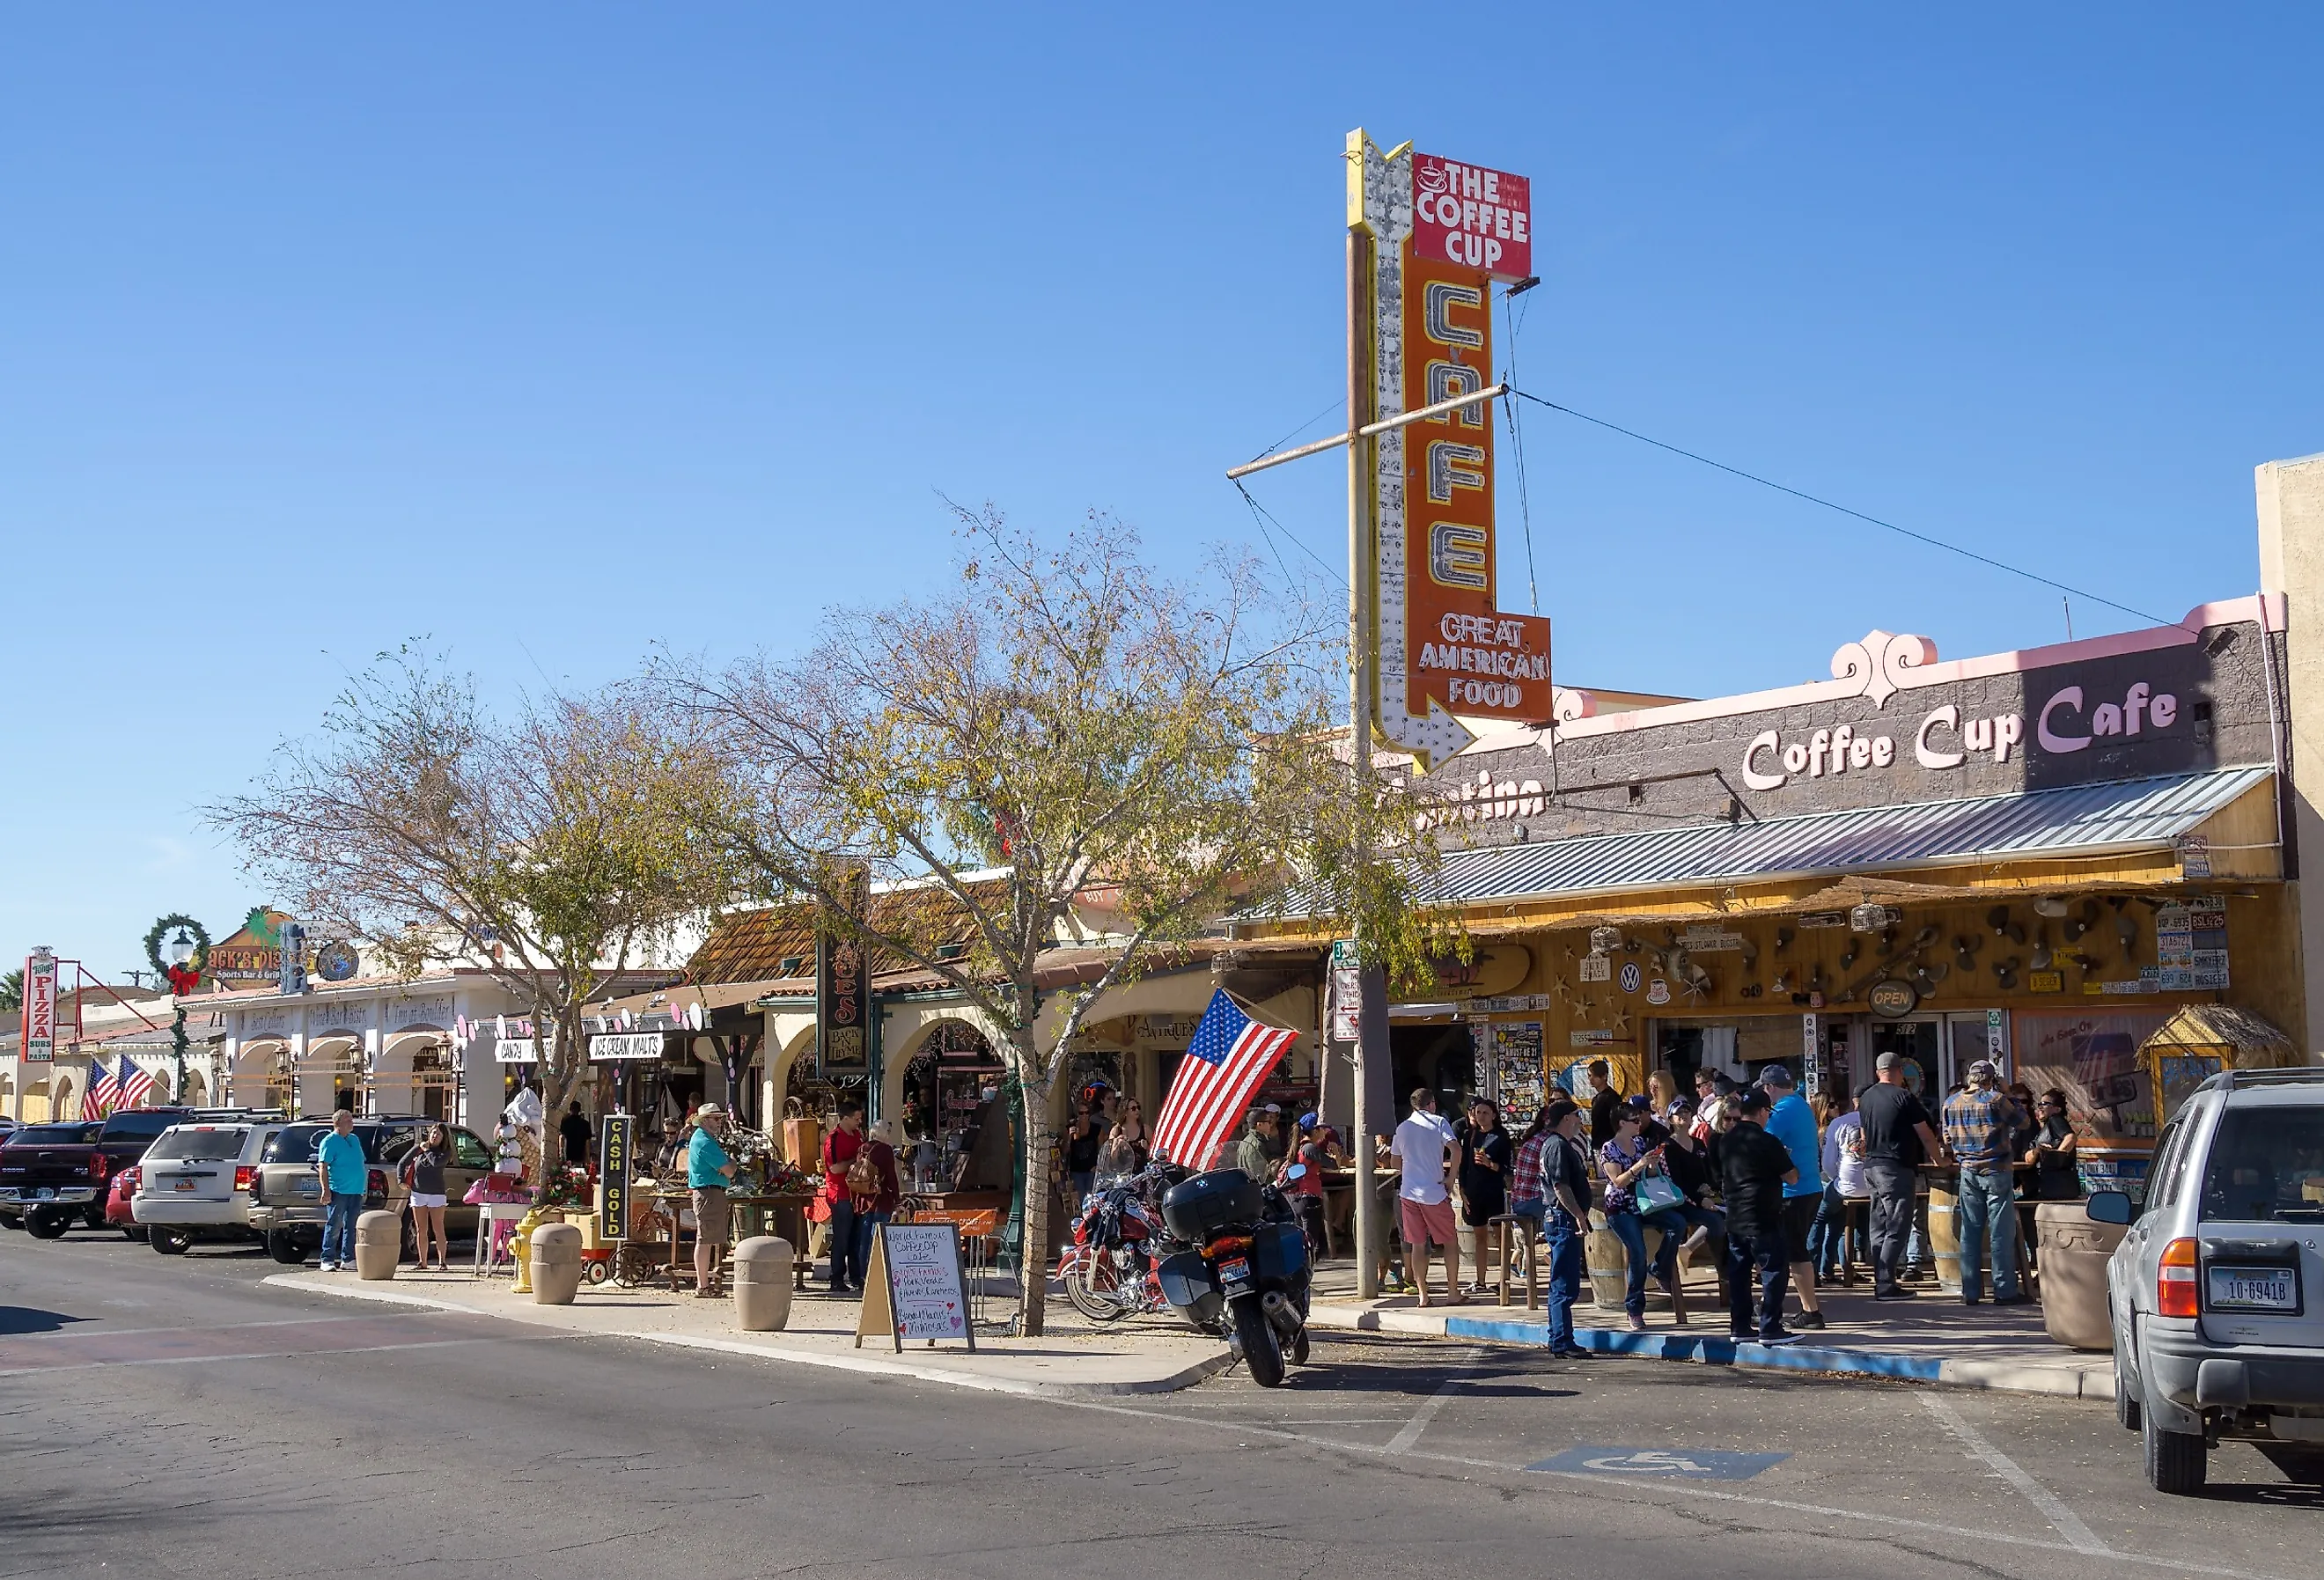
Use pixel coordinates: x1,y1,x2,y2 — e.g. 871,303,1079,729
1058,1165,1180,1322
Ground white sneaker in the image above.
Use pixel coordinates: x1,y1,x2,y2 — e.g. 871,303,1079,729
318,1260,338,1272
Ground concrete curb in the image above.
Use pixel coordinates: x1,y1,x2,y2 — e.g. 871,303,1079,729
259,1274,1232,1399
1306,1299,2114,1401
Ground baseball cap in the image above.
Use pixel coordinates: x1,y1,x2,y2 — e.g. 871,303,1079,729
1297,1112,1318,1131
1876,1051,1904,1072
1760,1063,1797,1091
1261,1102,1283,1113
1967,1059,1998,1082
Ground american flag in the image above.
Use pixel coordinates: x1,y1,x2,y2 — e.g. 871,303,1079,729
1150,989,1298,1170
85,1054,158,1118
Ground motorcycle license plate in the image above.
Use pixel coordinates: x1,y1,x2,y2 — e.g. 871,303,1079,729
1218,1256,1251,1285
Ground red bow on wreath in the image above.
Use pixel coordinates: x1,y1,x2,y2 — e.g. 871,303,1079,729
165,962,202,996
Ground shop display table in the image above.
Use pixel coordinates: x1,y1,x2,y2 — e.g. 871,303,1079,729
641,1189,815,1292
472,1202,530,1277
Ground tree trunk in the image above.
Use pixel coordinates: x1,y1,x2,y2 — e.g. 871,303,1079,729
1016,1055,1055,1337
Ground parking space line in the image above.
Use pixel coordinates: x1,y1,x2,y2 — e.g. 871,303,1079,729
1383,1346,1482,1454
1920,1394,2110,1556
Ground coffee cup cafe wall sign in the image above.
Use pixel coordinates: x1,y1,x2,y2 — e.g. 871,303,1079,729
1418,599,2284,845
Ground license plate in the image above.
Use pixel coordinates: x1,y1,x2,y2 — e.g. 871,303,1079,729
296,1180,320,1197
35,1188,53,1201
174,1179,196,1192
2209,1266,2298,1312
1218,1256,1251,1283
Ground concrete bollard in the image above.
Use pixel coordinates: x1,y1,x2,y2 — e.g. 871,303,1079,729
354,1211,401,1281
531,1223,585,1305
731,1235,795,1332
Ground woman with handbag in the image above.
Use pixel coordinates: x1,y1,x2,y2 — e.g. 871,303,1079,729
1599,1106,1691,1330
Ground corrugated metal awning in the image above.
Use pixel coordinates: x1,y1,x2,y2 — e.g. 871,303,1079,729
1425,766,2272,907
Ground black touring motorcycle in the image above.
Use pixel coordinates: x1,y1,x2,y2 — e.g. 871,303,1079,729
1150,1164,1314,1387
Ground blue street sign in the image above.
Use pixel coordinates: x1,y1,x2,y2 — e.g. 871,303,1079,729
1528,1445,1790,1481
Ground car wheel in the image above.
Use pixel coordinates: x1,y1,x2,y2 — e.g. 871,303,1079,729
24,1209,71,1240
2142,1405,2207,1495
150,1226,193,1256
82,1205,107,1231
1,1211,25,1231
2114,1349,2141,1431
123,1225,149,1243
267,1231,308,1265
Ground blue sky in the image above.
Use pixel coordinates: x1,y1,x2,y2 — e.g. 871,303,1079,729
4,6,2318,979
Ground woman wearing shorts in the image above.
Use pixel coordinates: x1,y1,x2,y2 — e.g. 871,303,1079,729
403,1123,453,1272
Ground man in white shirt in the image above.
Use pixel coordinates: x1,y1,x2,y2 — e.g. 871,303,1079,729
1390,1087,1464,1305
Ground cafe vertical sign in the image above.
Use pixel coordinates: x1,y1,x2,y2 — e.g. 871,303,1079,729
1350,135,1550,769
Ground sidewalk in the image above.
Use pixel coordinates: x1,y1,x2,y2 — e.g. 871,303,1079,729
1303,1259,2115,1402
263,1267,1231,1399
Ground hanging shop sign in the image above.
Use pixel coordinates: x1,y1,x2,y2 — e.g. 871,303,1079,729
599,1114,633,1243
23,948,57,1062
1351,131,1551,770
589,1033,664,1062
493,1037,541,1064
1429,944,1532,1000
817,932,871,1077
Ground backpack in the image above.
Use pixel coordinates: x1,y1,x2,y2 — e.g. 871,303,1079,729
844,1142,883,1199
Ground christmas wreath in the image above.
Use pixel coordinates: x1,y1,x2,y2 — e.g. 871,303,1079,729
143,914,212,996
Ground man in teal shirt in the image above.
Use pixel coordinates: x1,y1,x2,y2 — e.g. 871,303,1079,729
313,1109,369,1271
1759,1065,1828,1331
685,1104,736,1297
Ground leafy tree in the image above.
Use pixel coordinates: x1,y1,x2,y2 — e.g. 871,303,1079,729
207,649,734,1125
0,968,20,1014
669,507,1454,1334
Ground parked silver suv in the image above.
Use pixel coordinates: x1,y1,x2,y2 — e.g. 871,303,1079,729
131,1120,287,1255
2098,1066,2324,1494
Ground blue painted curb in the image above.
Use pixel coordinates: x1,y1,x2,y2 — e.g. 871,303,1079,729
1441,1315,1945,1384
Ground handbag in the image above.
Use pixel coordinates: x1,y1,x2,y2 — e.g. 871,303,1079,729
1633,1171,1688,1216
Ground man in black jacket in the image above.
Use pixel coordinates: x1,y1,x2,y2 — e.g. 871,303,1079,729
1718,1087,1800,1344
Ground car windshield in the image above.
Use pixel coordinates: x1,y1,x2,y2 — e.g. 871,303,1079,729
5,1123,105,1146
2199,1105,2324,1223
263,1125,387,1165
145,1128,250,1163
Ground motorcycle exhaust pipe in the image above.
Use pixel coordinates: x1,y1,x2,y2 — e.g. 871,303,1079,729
1261,1290,1303,1337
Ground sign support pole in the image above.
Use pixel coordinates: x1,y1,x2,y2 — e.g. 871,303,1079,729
1346,183,1379,1302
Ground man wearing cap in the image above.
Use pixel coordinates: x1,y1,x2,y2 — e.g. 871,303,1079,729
1283,1113,1329,1255
1857,1052,1947,1299
1941,1061,2029,1305
1758,1065,1828,1331
686,1104,737,1298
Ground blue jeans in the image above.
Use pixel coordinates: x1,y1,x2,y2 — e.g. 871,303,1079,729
1807,1184,1850,1275
1542,1209,1585,1349
1723,1227,1791,1340
322,1192,364,1265
1603,1207,1686,1319
1508,1197,1545,1231
852,1209,890,1290
827,1198,860,1290
1956,1166,2021,1300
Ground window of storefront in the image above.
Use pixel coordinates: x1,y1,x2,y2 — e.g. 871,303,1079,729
901,1022,1004,1194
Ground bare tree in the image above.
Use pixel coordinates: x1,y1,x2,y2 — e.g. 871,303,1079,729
207,648,734,1125
668,507,1455,1334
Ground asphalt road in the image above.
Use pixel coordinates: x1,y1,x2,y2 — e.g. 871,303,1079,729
3,1224,2318,1580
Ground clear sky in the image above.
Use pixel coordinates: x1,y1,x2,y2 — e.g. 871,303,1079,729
4,6,2318,981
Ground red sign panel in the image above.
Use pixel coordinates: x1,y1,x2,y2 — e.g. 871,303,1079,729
24,952,57,1062
1411,153,1532,281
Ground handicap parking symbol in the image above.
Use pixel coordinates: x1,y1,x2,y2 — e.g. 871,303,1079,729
1528,1445,1790,1481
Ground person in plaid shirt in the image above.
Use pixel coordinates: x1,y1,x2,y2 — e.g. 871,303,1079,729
1940,1061,2028,1306
1511,1106,1554,1230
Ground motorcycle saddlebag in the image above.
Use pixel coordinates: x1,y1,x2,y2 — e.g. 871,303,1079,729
1159,1169,1265,1243
1156,1249,1225,1326
1251,1219,1308,1281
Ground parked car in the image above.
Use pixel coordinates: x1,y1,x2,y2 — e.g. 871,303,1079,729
107,1165,144,1239
2100,1066,2324,1494
249,1117,496,1263
132,1120,289,1255
0,1107,281,1238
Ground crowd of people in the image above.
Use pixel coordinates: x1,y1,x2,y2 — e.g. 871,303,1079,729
1377,1055,2083,1352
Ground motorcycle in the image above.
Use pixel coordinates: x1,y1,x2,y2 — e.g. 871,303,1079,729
1058,1163,1184,1322
1153,1165,1313,1387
